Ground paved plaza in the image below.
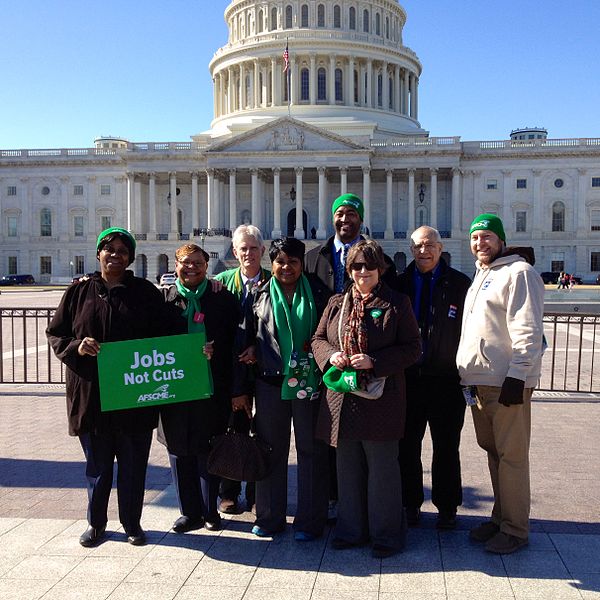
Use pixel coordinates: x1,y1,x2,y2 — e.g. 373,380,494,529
0,383,599,600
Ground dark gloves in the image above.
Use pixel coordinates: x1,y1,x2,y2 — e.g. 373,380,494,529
498,377,525,407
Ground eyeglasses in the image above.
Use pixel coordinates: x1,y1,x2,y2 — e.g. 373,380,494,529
349,262,378,272
101,245,129,256
177,260,206,268
412,243,438,253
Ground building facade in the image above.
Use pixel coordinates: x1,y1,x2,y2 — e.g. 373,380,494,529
2,0,600,283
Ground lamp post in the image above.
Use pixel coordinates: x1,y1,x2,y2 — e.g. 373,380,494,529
418,183,425,203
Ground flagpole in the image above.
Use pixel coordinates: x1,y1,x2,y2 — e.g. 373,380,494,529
283,38,291,118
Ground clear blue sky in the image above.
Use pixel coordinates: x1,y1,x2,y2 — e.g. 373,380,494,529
1,0,598,149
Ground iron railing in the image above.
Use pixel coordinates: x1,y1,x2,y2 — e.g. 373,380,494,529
1,309,598,392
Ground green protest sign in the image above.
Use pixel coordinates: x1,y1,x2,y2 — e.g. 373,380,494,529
97,333,212,412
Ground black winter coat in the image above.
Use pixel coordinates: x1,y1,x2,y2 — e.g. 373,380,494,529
396,258,471,380
156,284,239,456
46,271,170,436
304,236,397,310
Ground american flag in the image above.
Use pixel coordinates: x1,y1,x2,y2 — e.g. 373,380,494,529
283,43,289,73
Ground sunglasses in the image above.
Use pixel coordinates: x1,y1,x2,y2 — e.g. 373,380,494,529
349,262,378,271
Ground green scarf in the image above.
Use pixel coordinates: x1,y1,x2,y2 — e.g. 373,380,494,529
270,274,319,400
175,277,213,393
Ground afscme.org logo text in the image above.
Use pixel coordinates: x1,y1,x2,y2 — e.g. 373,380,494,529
137,384,175,403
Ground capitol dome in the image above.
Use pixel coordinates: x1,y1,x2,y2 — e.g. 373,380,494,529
207,0,426,140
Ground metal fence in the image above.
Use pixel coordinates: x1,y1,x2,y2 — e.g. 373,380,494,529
1,308,599,393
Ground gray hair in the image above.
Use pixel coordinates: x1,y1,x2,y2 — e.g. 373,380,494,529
410,225,442,246
232,224,264,249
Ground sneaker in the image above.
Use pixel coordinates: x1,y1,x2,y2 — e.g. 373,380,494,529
469,521,500,543
485,532,529,554
219,498,239,514
251,525,271,537
436,510,457,530
406,507,421,527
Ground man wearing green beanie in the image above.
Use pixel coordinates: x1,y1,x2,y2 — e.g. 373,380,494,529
304,192,397,521
456,213,545,555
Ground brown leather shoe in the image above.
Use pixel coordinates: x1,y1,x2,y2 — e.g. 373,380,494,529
485,532,529,554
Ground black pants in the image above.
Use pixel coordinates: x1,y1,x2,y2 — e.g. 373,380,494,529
79,429,153,532
169,452,220,522
398,375,466,513
218,410,255,507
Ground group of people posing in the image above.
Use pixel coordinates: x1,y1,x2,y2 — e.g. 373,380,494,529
47,194,545,559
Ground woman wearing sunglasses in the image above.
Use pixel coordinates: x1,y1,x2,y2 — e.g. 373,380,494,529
312,239,421,558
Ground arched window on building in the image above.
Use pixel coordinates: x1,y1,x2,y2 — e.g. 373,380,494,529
377,72,383,107
317,67,327,101
349,6,356,30
300,4,308,27
232,18,237,41
389,76,394,109
300,68,310,101
354,69,359,104
239,14,244,37
363,9,369,32
40,208,52,237
257,9,263,33
317,4,325,27
364,71,368,104
375,12,381,36
246,11,251,36
333,5,341,28
270,7,277,30
386,16,390,38
552,201,566,232
335,68,343,102
285,5,293,29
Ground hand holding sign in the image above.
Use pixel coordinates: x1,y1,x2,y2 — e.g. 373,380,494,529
78,337,101,357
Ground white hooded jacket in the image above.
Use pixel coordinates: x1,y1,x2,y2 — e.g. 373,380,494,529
456,250,545,388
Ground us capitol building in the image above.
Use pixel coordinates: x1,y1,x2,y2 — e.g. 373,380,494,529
2,0,600,283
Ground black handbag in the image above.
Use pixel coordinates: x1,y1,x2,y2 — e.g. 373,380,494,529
207,414,272,482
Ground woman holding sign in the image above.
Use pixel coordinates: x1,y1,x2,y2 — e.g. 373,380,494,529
46,227,169,547
157,244,239,534
311,240,421,558
232,237,330,541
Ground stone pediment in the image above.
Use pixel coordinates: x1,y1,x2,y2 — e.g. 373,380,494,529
208,117,366,153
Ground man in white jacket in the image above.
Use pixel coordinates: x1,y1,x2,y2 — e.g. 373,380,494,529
456,213,544,555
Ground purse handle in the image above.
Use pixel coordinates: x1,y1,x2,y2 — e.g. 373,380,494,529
226,411,258,437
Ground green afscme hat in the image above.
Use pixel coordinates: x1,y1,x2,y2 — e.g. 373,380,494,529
332,193,364,221
96,227,136,252
469,213,506,242
323,365,359,394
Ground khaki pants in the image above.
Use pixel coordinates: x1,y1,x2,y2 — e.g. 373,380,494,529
472,385,532,539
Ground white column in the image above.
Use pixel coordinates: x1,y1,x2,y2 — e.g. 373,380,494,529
577,168,588,235
410,74,417,118
219,72,225,116
169,172,178,239
294,167,305,239
216,176,223,229
366,60,372,108
347,57,355,105
359,62,365,106
148,173,157,238
261,64,268,107
382,60,388,109
134,180,142,233
206,169,214,229
251,168,259,228
414,76,419,120
451,168,462,238
430,168,438,229
362,166,371,234
254,60,260,107
126,172,134,231
317,166,327,238
532,170,542,238
239,63,246,109
191,172,199,234
340,167,348,195
385,169,394,239
213,75,218,118
58,176,69,242
290,57,298,105
227,67,234,113
394,64,400,112
403,69,409,115
408,168,416,234
502,169,512,226
309,54,317,105
272,167,282,238
229,169,237,231
329,55,336,105
271,57,277,106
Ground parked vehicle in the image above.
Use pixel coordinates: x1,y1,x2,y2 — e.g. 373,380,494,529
0,274,35,285
159,272,177,288
540,272,582,285
71,272,96,283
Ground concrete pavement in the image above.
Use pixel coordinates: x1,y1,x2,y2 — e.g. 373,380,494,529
0,385,599,599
